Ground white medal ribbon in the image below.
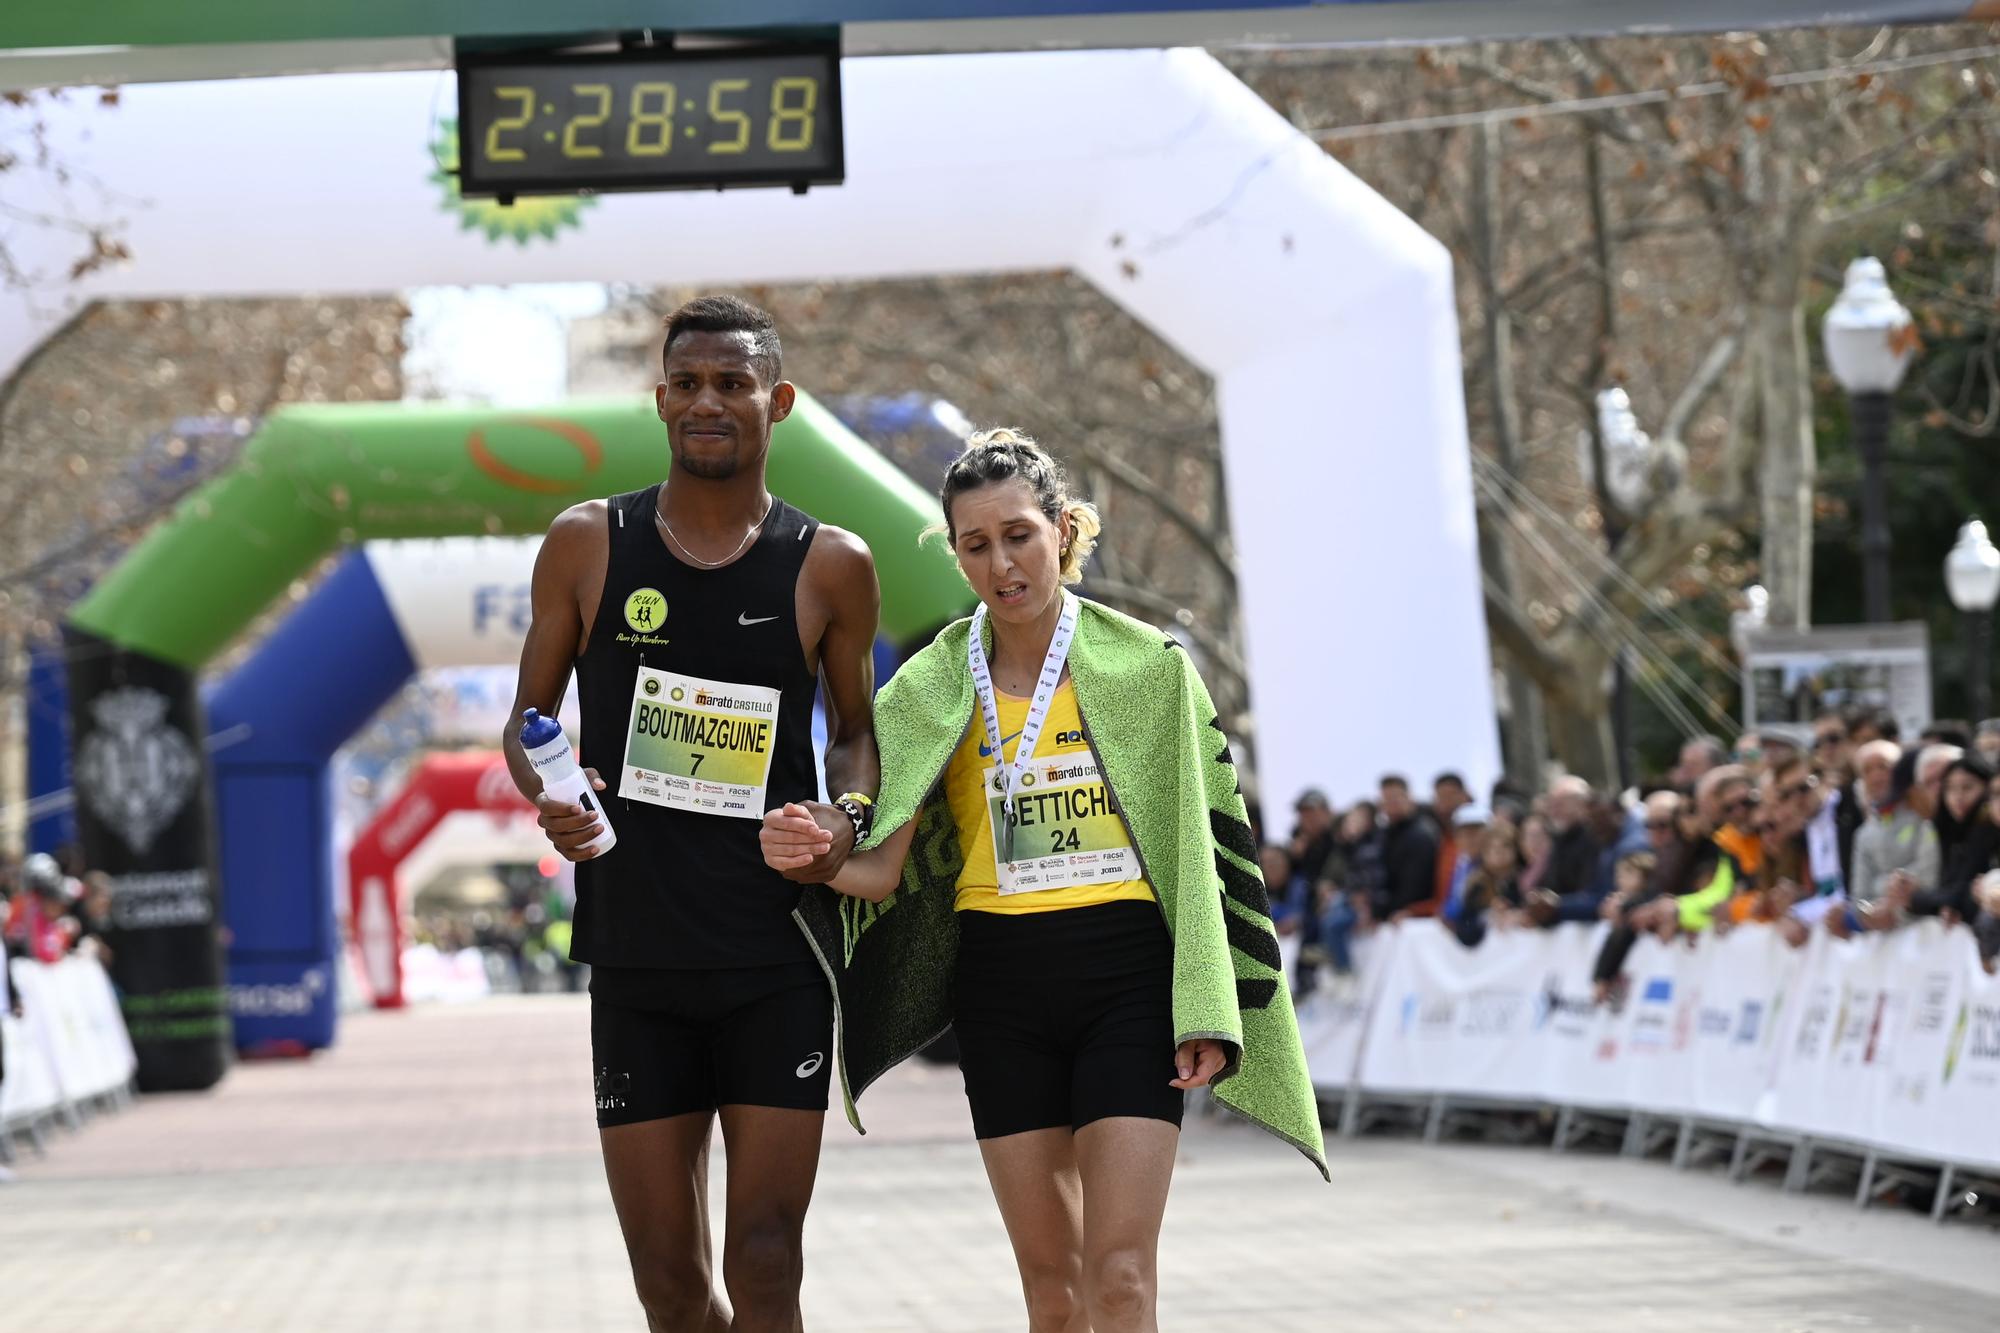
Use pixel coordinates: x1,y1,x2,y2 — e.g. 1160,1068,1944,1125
969,591,1079,867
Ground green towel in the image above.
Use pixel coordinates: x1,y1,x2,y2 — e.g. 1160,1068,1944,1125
794,597,1328,1178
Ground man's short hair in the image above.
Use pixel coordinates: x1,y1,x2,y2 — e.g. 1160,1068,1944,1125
662,295,782,382
1433,771,1467,794
1683,734,1728,766
1379,774,1409,792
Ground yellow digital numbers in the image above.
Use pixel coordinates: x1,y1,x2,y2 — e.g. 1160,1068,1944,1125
563,83,611,159
484,86,534,162
768,77,817,152
707,79,751,155
476,67,825,175
628,81,676,156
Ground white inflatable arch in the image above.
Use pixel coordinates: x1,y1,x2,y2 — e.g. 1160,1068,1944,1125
2,48,1495,803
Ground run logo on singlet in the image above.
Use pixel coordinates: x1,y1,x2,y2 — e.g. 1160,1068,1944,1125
620,666,779,819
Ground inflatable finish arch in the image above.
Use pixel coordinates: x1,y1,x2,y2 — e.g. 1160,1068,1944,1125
66,395,969,1089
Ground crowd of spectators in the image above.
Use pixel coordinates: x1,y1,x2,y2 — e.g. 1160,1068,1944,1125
1257,708,2000,999
1,848,113,973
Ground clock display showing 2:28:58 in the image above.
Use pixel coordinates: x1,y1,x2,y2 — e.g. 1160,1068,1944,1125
457,49,843,195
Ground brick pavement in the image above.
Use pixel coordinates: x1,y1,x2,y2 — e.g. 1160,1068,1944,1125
0,996,1989,1331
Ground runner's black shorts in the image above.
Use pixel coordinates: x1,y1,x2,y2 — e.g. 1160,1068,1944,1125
953,899,1185,1140
589,959,832,1128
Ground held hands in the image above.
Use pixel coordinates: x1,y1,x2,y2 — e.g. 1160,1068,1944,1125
1171,1038,1229,1091
760,801,858,883
534,767,609,861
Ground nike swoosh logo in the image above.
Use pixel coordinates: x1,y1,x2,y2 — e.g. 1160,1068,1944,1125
738,613,779,626
979,728,1024,759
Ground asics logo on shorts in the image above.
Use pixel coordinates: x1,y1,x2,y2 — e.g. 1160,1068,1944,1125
795,1051,825,1078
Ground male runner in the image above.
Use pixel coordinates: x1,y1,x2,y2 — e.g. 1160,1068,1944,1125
506,296,880,1332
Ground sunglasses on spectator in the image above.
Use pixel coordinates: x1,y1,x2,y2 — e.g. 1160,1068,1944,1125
1644,818,1674,831
1779,780,1815,801
1814,731,1846,747
1725,794,1759,812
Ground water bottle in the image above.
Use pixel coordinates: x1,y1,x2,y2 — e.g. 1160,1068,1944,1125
519,708,616,856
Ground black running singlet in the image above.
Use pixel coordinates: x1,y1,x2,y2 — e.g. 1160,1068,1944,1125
569,485,821,969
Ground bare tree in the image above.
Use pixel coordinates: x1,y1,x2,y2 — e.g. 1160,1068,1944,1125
1231,25,1998,781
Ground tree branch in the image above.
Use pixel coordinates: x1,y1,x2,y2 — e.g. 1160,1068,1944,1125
1661,328,1742,444
1481,574,1570,692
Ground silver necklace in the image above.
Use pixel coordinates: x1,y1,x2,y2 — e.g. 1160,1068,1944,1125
655,493,772,569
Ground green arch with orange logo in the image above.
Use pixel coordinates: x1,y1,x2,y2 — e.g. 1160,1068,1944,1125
68,392,971,665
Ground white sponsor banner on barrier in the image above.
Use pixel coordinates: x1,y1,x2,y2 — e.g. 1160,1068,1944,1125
1293,927,1395,1090
1359,921,1571,1101
2,956,136,1121
1926,934,2000,1170
1300,918,2000,1172
0,1012,62,1125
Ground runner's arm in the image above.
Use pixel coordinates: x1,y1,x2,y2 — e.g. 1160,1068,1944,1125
504,505,610,859
761,806,918,902
815,526,882,810
773,526,882,883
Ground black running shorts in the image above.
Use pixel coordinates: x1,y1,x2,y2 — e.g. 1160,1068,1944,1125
589,960,833,1128
953,900,1185,1140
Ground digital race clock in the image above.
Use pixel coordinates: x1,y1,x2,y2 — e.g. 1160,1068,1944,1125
455,40,843,199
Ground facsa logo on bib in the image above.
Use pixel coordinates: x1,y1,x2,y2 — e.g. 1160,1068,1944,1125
643,678,661,697
624,588,667,632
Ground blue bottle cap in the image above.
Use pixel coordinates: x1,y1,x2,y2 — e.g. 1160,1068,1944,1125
518,708,563,749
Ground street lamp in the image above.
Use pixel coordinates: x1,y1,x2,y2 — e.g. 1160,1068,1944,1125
1591,386,1657,789
1945,520,2000,721
1823,257,1915,623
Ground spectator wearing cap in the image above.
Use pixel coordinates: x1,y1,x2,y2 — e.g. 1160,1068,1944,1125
1438,803,1489,934
1673,766,1759,932
1759,732,1803,775
5,853,75,965
1378,775,1442,921
1287,789,1338,891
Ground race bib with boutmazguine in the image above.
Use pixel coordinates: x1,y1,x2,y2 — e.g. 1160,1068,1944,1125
620,667,778,819
986,753,1138,895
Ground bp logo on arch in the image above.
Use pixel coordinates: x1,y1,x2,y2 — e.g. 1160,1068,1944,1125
625,588,667,632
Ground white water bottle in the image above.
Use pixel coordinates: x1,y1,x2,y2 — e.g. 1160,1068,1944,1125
520,708,616,857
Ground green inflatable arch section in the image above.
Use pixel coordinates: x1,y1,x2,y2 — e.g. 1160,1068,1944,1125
70,391,971,665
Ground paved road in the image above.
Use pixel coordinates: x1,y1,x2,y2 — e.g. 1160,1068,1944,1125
2,995,1991,1330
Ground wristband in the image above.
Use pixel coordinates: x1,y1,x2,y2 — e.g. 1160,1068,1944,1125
834,791,874,843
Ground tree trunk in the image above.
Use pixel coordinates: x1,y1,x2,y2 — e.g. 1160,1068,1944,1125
1752,255,1817,631
1546,675,1619,788
1472,115,1550,794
